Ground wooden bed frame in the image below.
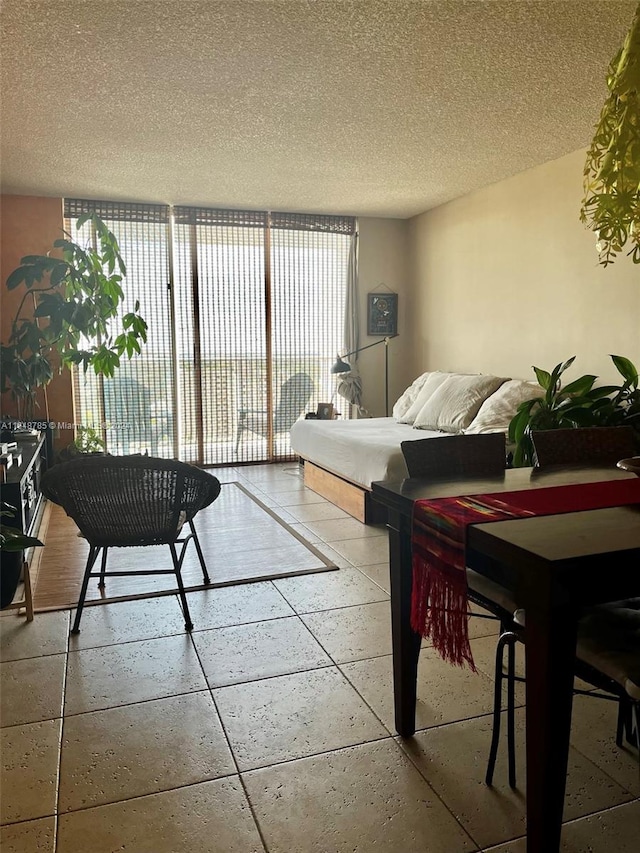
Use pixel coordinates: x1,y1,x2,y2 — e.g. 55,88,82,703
302,460,387,524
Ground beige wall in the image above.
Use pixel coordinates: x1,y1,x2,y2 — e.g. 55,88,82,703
407,149,640,387
1,195,74,448
355,217,411,415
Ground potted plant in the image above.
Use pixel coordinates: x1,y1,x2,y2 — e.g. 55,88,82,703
0,502,43,609
56,425,106,463
509,355,640,466
1,213,148,424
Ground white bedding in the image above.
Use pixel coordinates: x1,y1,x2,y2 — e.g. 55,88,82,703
289,417,450,489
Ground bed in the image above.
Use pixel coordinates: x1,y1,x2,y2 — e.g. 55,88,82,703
290,372,541,522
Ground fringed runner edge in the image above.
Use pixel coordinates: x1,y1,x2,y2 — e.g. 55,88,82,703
411,543,476,671
408,478,640,672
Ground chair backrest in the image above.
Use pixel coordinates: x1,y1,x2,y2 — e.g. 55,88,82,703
401,433,507,478
274,372,314,433
530,427,637,469
41,455,221,547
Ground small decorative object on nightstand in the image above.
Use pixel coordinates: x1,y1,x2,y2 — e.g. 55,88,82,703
316,403,334,420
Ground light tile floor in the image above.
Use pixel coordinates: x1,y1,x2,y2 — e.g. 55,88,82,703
1,462,638,852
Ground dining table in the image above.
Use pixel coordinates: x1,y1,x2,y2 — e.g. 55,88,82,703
371,465,640,853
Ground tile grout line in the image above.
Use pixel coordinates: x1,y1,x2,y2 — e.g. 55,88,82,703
186,624,271,853
52,611,71,853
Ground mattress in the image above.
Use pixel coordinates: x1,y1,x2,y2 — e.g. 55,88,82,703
289,416,450,489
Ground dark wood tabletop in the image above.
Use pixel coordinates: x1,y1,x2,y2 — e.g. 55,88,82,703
372,465,640,853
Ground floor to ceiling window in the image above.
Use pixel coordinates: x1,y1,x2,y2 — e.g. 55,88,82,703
66,199,175,459
67,199,355,466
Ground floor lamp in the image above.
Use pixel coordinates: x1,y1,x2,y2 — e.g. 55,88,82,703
331,335,398,416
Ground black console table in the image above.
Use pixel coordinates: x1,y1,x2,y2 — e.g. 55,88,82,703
1,432,51,619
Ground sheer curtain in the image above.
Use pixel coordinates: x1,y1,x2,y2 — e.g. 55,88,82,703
336,232,368,415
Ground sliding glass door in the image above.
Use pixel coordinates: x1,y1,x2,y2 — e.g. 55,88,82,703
173,208,268,465
67,200,355,466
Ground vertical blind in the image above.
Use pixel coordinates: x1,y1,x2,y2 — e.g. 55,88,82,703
172,208,268,465
66,199,355,466
65,199,174,458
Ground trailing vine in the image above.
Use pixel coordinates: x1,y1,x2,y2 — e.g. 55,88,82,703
581,3,640,266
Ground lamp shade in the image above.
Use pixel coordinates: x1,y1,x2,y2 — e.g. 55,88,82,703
331,357,352,374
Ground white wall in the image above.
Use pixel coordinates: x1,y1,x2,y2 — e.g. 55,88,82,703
356,217,411,415
407,149,640,387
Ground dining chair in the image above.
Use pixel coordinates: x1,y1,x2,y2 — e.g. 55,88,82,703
488,604,640,786
487,425,640,787
235,372,314,454
401,434,517,624
401,432,508,479
41,455,221,634
531,426,636,468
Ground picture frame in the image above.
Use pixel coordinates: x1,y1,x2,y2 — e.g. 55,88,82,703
367,292,398,336
316,402,334,420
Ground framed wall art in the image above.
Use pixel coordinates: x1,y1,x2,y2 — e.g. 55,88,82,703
367,292,398,336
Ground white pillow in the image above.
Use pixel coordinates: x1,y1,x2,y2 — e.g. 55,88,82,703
413,374,508,432
397,372,449,424
464,379,543,434
392,372,432,420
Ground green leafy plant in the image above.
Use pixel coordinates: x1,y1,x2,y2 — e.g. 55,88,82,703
1,214,148,420
509,355,640,466
581,3,640,266
72,425,105,454
56,425,106,463
584,354,640,426
1,502,43,552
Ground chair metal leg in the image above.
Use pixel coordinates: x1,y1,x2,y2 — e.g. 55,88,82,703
486,632,509,785
169,541,193,632
506,633,517,788
625,699,638,749
235,419,245,455
71,546,102,634
98,547,108,588
188,520,210,585
616,698,629,747
632,702,640,788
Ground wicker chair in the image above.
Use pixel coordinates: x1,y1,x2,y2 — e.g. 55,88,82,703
401,432,508,479
531,426,636,468
235,372,314,454
41,456,221,634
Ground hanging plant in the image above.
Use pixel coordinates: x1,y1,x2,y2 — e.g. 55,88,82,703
581,2,640,266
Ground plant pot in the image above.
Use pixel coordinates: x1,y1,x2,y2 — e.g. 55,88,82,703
1,549,23,608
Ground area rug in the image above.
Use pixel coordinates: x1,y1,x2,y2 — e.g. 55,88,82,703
32,482,337,612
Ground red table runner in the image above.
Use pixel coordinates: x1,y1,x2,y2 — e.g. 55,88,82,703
411,478,640,670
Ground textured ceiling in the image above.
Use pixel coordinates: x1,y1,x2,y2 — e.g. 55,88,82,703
1,0,637,218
